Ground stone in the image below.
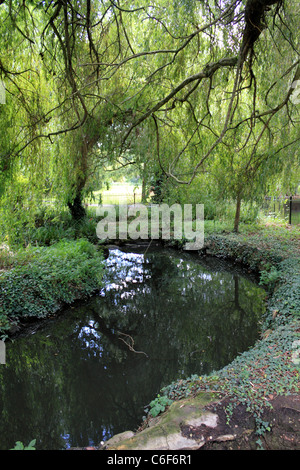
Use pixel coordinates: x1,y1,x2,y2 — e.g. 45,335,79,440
104,431,135,448
104,392,217,450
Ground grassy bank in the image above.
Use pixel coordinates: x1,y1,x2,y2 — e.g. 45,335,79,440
0,239,104,338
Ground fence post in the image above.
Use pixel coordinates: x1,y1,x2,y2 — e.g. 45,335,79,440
289,196,292,225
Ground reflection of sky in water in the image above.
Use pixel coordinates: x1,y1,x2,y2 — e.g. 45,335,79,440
102,249,215,295
101,250,149,295
78,321,103,356
99,249,224,311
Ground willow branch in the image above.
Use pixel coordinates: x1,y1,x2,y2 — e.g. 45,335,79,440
121,56,238,146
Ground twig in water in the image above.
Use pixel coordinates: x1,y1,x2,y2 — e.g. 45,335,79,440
118,332,148,357
144,239,153,255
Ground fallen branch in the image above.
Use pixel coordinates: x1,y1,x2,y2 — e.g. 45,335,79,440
118,332,148,357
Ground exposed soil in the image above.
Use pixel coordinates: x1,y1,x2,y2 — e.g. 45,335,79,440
181,395,300,450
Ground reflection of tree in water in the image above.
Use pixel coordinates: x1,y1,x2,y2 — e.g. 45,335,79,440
94,248,265,377
0,310,153,449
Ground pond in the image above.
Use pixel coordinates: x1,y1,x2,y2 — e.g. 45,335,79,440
0,245,266,450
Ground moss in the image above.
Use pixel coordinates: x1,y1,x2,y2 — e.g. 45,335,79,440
105,392,216,450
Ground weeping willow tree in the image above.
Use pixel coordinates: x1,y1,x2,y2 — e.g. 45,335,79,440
0,0,299,236
0,1,53,240
30,0,142,220
0,1,139,230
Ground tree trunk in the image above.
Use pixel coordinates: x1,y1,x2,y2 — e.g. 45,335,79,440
67,137,90,221
67,192,86,221
140,162,147,203
233,194,242,232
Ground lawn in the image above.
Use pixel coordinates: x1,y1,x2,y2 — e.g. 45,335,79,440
87,182,142,205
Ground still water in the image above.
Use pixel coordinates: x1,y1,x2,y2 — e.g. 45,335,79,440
0,246,266,450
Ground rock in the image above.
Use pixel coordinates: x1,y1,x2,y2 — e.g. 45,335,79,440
104,431,135,448
103,392,217,450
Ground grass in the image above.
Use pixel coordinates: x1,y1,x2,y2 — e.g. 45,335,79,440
86,182,142,205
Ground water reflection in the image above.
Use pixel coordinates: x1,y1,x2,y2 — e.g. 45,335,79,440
0,247,266,450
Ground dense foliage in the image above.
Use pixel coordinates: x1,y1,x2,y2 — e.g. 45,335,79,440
0,0,298,449
0,0,299,235
0,239,104,337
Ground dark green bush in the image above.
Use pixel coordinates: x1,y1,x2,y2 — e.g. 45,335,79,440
0,239,104,334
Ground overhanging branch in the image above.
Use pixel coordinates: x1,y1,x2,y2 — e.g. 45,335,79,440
122,56,239,145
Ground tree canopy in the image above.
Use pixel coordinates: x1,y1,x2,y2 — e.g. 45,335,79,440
0,0,299,234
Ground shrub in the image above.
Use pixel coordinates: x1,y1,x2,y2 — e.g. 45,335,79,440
10,439,36,450
0,239,104,334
